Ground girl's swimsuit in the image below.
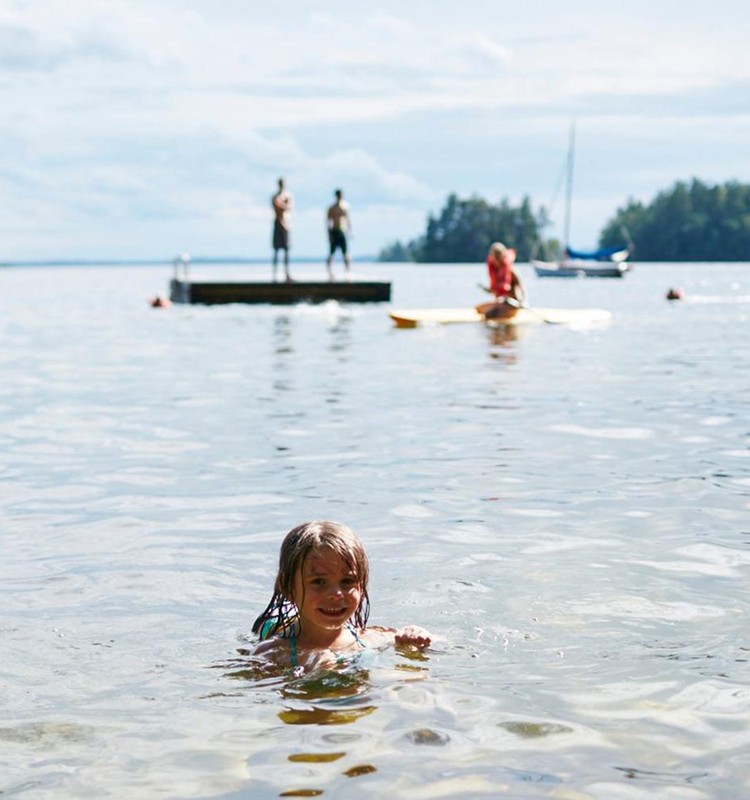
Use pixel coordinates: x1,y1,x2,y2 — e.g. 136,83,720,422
290,624,366,672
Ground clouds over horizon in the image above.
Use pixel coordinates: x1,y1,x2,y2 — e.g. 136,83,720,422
1,0,749,260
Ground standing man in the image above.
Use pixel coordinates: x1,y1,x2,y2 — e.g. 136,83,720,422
326,188,352,280
271,177,293,281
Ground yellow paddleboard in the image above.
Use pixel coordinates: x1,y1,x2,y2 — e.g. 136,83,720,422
389,307,612,328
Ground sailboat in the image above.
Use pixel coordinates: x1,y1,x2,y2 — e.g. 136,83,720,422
532,124,632,278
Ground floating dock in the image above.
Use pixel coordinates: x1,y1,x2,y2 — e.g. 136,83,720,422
166,256,391,305
169,277,391,305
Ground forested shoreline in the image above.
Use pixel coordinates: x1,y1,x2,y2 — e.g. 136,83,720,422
379,179,750,262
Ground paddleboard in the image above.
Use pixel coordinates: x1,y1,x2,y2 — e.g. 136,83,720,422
389,306,612,328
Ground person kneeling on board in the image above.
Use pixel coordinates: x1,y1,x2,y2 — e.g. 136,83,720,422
479,242,526,320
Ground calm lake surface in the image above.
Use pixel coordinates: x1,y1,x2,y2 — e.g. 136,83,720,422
1,261,749,799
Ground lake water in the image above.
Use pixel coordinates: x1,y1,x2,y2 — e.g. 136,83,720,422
1,260,749,799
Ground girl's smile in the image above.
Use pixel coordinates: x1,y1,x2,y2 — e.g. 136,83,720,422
292,546,362,640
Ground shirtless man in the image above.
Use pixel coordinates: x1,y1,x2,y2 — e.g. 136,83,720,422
271,177,293,281
326,188,351,279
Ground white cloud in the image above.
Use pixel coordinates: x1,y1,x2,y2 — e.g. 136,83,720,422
1,0,749,259
459,34,514,66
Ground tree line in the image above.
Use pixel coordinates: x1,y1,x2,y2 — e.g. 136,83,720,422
600,179,750,261
378,194,548,263
379,179,750,262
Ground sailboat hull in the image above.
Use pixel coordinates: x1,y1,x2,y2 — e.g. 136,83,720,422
532,259,630,278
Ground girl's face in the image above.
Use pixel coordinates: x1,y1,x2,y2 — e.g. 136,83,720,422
292,546,362,633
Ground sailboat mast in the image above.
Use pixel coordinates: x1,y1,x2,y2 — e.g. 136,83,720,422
563,122,576,253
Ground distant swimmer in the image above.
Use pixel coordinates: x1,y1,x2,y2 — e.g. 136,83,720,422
326,188,352,280
271,177,293,282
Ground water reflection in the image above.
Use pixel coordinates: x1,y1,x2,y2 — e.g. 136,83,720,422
486,323,520,363
279,704,377,726
216,642,440,794
281,668,372,702
342,763,377,777
273,314,294,357
615,765,710,783
327,314,352,357
288,752,346,763
272,314,294,395
218,651,377,724
403,727,450,746
497,720,573,738
219,653,383,796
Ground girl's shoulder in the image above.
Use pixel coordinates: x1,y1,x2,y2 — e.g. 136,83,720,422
251,635,291,662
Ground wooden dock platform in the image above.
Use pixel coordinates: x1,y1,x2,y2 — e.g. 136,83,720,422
169,277,391,305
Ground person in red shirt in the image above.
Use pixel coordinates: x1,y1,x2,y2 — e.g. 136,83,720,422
486,242,524,301
479,242,526,320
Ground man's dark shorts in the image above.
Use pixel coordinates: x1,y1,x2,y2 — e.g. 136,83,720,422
273,221,289,250
329,228,347,255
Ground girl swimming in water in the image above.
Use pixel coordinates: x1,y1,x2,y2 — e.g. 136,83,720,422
252,520,432,675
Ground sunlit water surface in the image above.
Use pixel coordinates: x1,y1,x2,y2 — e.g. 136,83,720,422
1,261,749,799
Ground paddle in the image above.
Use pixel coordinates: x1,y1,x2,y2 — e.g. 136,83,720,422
506,297,563,325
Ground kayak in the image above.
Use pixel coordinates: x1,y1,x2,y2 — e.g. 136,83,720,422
389,306,612,328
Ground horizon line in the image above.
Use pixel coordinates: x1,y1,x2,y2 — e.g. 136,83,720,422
0,255,381,268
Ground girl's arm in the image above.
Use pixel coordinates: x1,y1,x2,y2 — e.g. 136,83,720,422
365,625,432,649
394,625,431,648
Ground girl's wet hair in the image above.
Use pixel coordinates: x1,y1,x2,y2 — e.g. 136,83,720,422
252,520,371,639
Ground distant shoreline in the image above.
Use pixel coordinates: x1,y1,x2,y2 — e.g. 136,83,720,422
2,257,748,268
0,256,378,268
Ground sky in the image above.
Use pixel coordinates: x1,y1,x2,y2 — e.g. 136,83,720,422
1,0,749,262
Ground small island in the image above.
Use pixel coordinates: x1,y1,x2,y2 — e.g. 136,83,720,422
379,179,750,263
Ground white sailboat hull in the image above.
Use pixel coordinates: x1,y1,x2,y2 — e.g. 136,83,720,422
532,259,630,278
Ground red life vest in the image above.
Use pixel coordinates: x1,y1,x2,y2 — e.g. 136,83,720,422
487,248,517,298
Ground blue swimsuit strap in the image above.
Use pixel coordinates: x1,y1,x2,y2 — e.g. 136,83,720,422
347,623,366,648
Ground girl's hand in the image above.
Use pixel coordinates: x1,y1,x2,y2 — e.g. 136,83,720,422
394,625,432,649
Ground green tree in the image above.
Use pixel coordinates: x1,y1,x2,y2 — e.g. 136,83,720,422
378,239,420,262
379,193,548,263
600,179,750,261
